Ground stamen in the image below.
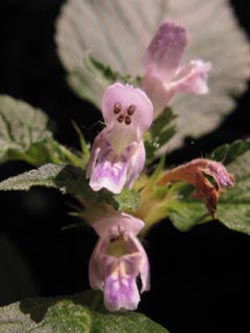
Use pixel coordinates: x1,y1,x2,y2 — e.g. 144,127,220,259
125,116,132,125
110,236,119,243
117,114,125,123
113,102,121,114
110,233,125,243
127,105,136,116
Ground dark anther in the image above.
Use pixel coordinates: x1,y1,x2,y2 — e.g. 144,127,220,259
125,116,132,125
110,236,119,243
110,233,125,243
127,104,136,116
113,102,121,114
117,114,125,123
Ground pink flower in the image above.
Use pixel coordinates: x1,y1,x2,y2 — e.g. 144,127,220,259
87,83,153,194
89,213,150,312
141,21,212,117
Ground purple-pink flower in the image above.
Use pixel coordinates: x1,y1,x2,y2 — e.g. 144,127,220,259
89,213,150,312
87,83,153,194
141,21,212,117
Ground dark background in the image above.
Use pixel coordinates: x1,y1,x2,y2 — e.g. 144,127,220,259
0,1,249,332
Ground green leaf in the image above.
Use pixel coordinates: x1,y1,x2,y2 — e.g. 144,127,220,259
145,108,176,162
72,121,90,162
56,0,250,149
215,142,250,235
114,188,141,212
168,184,211,232
0,290,170,333
0,95,85,167
0,95,51,164
209,138,250,165
0,164,140,213
86,56,140,87
0,164,65,192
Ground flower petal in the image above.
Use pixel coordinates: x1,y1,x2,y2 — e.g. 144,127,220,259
87,127,147,194
87,131,135,194
103,254,141,312
127,235,150,292
125,140,146,188
170,60,212,94
89,157,128,194
104,273,140,312
86,132,103,180
102,83,153,138
144,21,187,82
203,159,235,189
93,213,145,238
88,237,107,290
141,75,174,118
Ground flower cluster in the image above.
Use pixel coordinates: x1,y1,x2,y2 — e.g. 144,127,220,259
86,22,233,312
